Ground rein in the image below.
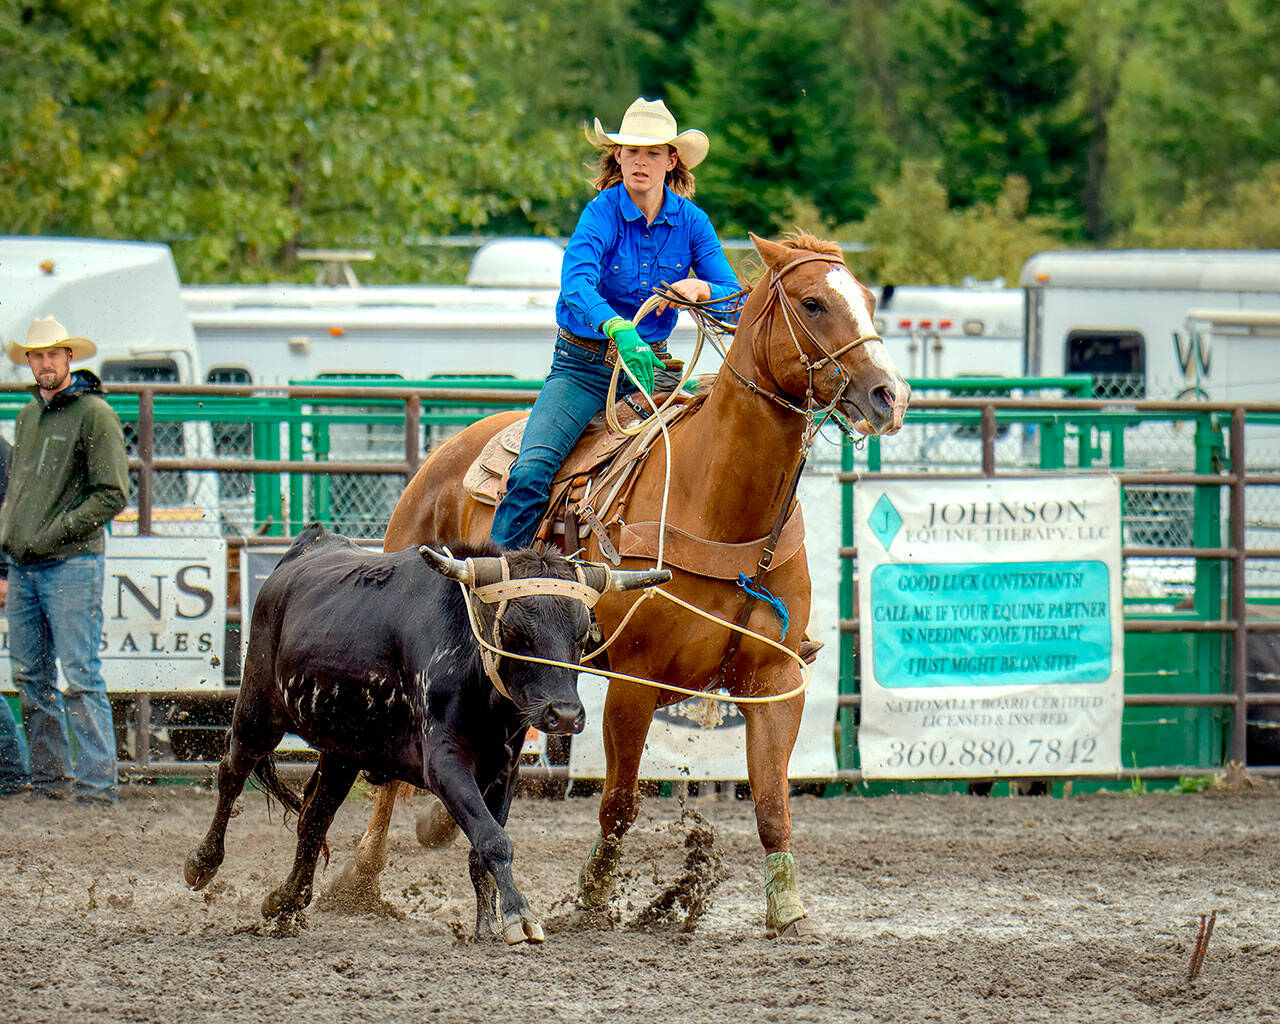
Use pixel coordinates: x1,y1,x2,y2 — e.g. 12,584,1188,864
456,575,811,706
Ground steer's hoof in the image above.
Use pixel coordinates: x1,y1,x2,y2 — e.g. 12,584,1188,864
184,852,217,890
503,911,545,944
770,914,821,940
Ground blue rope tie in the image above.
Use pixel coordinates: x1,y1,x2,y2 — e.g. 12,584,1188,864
737,572,789,637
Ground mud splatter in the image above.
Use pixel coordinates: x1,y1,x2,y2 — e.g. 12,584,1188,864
631,803,727,933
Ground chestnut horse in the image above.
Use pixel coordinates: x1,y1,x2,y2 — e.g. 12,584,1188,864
324,232,909,936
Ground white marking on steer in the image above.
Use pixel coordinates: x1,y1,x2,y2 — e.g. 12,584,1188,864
824,267,897,376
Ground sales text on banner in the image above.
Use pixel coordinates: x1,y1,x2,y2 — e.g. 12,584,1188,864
855,477,1123,779
0,536,227,693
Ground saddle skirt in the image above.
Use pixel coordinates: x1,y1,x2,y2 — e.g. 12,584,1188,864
462,390,805,579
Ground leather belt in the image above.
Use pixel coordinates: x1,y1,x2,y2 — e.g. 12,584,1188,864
557,327,668,363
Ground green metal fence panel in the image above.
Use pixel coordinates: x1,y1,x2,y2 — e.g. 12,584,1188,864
836,381,1256,786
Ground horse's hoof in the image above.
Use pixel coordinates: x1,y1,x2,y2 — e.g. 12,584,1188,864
770,915,821,939
184,852,217,890
415,800,461,848
262,889,283,919
319,869,402,919
503,911,545,944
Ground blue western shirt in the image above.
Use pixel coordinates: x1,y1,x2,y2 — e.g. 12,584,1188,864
556,184,740,347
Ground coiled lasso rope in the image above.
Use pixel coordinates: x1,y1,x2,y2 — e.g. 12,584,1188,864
459,293,811,706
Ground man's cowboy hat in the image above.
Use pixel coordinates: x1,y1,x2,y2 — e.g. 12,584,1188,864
589,98,709,170
7,316,97,365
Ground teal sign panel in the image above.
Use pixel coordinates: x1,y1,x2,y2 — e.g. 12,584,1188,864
870,560,1112,688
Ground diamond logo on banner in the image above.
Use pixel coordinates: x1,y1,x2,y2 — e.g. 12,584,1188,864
869,493,902,550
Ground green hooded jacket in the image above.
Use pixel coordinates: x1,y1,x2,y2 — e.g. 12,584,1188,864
0,369,128,565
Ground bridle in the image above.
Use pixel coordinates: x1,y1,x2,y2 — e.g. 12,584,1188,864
741,252,884,443
659,252,884,446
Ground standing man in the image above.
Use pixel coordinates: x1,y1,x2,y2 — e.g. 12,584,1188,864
0,317,128,804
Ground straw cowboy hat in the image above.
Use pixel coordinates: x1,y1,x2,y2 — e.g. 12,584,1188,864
589,98,709,170
7,316,97,365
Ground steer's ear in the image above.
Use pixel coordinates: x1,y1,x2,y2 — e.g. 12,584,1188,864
420,546,470,582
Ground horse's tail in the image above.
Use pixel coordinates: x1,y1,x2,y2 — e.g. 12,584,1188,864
251,752,304,818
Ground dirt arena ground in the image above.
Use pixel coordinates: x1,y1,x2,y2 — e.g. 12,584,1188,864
1,777,1278,1024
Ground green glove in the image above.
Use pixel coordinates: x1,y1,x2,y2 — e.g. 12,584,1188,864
603,317,663,395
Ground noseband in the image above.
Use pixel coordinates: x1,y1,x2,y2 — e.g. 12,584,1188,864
733,252,884,443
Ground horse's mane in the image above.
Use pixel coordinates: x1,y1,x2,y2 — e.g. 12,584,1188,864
778,230,843,259
740,230,844,285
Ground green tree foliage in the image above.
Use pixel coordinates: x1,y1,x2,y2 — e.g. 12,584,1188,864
629,0,705,102
888,0,1088,228
676,0,894,235
851,161,1066,284
3,0,1278,286
1124,163,1280,249
1104,0,1280,235
0,0,581,280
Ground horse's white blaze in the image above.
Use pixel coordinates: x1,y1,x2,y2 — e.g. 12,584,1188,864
824,267,897,377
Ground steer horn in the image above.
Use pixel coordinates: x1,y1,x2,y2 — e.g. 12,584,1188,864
418,546,505,585
578,564,672,593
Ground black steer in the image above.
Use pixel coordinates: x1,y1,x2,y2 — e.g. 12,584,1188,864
184,524,666,943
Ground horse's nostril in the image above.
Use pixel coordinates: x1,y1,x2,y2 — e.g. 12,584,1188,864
871,385,894,413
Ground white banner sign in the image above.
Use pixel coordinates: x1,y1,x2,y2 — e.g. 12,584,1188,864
1,536,227,692
569,473,842,781
856,477,1123,778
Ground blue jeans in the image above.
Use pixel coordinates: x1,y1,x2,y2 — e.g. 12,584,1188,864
7,553,117,802
0,692,28,794
490,334,644,549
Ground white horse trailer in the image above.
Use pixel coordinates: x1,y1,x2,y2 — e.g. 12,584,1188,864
184,239,557,384
1021,249,1280,404
1021,250,1280,589
871,282,1024,381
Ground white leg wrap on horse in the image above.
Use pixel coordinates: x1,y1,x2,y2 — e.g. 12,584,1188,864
764,851,808,932
578,833,623,909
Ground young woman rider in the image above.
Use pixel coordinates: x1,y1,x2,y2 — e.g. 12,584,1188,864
490,97,740,549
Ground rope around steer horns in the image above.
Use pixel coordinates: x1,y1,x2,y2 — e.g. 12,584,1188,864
456,571,812,706
432,550,812,706
426,548,662,700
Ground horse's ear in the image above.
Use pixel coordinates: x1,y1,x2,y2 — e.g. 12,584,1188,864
749,232,791,271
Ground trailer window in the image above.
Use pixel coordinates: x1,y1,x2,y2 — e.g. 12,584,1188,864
100,358,180,384
1065,331,1145,399
207,367,252,385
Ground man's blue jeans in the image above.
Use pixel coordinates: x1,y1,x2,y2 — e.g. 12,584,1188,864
7,553,117,802
0,692,28,795
491,334,642,549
